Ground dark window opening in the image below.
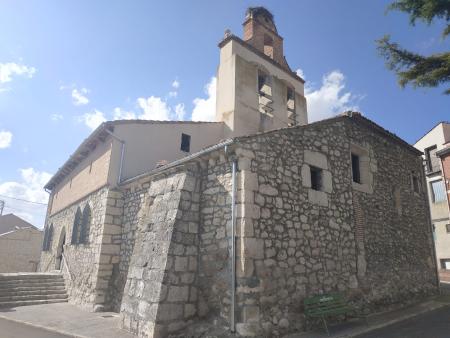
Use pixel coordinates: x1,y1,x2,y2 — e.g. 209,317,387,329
446,224,450,234
263,34,274,59
181,133,191,152
71,207,82,245
80,204,92,244
287,87,296,126
310,166,323,191
412,174,420,193
351,153,361,183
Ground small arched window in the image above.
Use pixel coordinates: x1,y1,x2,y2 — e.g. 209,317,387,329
45,224,54,251
80,204,91,244
71,207,82,245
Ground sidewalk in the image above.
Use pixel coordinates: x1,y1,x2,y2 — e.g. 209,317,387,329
284,295,450,338
0,302,134,338
0,295,449,338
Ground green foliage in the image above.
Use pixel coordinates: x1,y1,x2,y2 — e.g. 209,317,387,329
377,0,450,94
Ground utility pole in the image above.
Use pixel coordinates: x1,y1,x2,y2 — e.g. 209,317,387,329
0,200,4,215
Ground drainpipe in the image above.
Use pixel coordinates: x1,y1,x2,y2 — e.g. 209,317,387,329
230,159,238,333
105,129,125,185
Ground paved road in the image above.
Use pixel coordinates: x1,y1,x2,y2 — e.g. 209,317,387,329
355,305,450,338
0,318,71,338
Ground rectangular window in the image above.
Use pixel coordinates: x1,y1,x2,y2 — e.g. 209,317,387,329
180,133,191,152
351,153,361,184
440,259,450,270
310,166,323,191
446,224,450,234
431,180,446,203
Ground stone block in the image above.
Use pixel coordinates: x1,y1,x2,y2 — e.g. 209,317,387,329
184,304,196,318
308,189,328,207
236,258,254,278
237,238,265,259
158,304,183,321
237,217,254,237
235,147,256,159
259,184,278,196
175,256,188,272
242,306,260,323
167,286,189,302
304,150,328,169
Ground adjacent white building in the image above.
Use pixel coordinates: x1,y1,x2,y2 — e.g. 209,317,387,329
415,122,450,273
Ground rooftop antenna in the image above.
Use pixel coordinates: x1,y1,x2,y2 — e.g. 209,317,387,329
0,200,4,215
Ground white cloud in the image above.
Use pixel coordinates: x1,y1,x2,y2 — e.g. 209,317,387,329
168,91,178,98
0,62,36,83
305,70,360,122
72,87,89,106
174,103,186,121
0,168,52,228
137,96,171,120
0,130,12,149
191,77,216,122
80,110,106,130
172,79,180,89
113,107,136,120
296,68,306,79
50,114,63,122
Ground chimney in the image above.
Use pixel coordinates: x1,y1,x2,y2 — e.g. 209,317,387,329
242,7,290,70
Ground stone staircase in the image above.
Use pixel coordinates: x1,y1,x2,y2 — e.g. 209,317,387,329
0,272,68,308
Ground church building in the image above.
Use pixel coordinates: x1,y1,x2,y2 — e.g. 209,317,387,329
40,7,438,337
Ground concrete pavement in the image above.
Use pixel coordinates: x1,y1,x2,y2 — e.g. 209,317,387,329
354,305,450,338
0,318,71,338
0,303,134,338
284,295,450,338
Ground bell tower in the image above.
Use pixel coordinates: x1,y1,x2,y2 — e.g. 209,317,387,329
242,7,291,70
216,7,308,137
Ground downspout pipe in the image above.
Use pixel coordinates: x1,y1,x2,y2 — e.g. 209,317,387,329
105,129,125,185
230,159,238,333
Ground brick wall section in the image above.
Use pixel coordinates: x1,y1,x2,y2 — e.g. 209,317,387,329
441,152,450,212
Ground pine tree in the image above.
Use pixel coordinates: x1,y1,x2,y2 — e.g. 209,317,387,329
377,0,450,94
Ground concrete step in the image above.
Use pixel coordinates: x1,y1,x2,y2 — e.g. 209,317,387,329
0,273,63,282
0,278,65,285
0,298,68,308
0,283,66,291
0,288,67,297
0,293,68,302
0,278,64,285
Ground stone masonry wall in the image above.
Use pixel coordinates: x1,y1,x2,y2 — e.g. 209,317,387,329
40,187,109,310
348,121,438,306
120,164,201,337
40,186,124,311
229,118,438,336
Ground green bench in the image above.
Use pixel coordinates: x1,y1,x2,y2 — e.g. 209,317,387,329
304,293,367,335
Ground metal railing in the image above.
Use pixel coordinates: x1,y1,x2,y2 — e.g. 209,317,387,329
62,252,74,283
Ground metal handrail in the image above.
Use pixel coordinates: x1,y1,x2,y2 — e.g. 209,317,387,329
62,252,74,283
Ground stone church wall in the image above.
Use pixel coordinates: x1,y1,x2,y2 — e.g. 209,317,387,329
40,186,124,311
120,164,201,337
40,186,109,310
229,118,438,336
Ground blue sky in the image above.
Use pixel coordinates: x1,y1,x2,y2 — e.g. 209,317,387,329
0,0,448,227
